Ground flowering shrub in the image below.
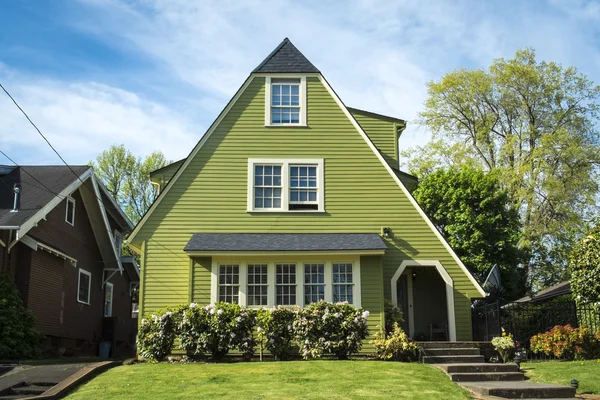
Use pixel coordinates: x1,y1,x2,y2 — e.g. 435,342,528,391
137,309,178,362
257,306,297,360
178,302,257,360
491,328,515,362
371,323,419,361
293,301,369,359
530,324,600,360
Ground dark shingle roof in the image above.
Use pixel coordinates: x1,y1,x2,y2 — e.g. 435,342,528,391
184,233,387,252
253,38,320,74
513,281,571,303
0,165,90,227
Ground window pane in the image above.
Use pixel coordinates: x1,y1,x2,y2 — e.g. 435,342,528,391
218,265,240,303
276,264,296,305
291,85,299,95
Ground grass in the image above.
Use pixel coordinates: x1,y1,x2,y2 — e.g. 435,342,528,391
65,361,472,399
523,359,600,394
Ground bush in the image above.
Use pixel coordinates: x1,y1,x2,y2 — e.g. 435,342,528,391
491,329,515,362
0,273,43,359
530,324,600,360
137,309,178,362
293,301,369,360
384,300,404,334
257,306,297,360
178,302,257,360
371,323,419,361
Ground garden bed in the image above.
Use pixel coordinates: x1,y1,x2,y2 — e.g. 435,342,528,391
64,361,472,399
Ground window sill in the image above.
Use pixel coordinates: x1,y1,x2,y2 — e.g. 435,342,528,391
247,209,326,213
77,300,90,306
264,124,308,128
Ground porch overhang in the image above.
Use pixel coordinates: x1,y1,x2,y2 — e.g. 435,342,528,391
184,233,387,257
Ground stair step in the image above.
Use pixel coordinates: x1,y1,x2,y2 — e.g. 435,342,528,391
450,372,524,382
462,381,576,399
422,355,485,364
438,363,519,373
418,341,482,349
421,348,481,356
12,385,50,395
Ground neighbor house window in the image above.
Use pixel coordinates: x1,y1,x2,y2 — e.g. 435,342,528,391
130,282,139,318
247,264,268,306
333,263,353,303
304,264,325,304
114,231,123,257
265,77,307,126
104,282,114,317
77,268,91,305
218,265,239,303
66,197,76,225
276,264,297,305
248,159,324,212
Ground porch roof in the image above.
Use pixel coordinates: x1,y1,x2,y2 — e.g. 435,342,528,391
183,233,387,253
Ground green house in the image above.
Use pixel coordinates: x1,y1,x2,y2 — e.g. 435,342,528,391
127,38,486,348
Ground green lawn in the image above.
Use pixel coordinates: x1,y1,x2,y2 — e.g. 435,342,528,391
65,361,472,399
523,360,600,394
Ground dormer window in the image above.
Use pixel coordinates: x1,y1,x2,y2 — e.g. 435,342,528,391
265,77,307,126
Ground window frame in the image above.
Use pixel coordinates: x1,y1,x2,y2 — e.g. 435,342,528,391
104,282,114,317
247,264,269,306
265,76,307,127
210,258,361,308
65,196,76,226
217,264,241,304
247,158,325,213
77,268,91,305
114,230,123,257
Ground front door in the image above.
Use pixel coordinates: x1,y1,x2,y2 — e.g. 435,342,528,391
396,273,409,333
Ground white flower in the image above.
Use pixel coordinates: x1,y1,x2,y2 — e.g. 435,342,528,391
141,318,148,325
257,327,263,332
209,308,215,315
236,316,242,322
217,309,223,315
190,302,198,308
362,310,370,319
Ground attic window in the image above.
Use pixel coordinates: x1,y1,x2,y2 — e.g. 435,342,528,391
265,77,307,126
66,197,76,226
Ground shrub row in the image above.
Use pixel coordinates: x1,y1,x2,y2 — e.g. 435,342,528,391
137,301,370,362
530,324,600,360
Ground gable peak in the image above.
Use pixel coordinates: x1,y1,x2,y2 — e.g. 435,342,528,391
253,38,320,74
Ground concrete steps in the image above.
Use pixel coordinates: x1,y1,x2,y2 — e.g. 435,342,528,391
439,363,519,374
422,355,485,364
449,372,524,382
0,381,55,399
462,381,576,399
421,348,481,356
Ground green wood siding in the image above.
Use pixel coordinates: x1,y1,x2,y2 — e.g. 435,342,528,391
360,255,384,352
349,109,399,168
192,257,212,305
136,76,481,341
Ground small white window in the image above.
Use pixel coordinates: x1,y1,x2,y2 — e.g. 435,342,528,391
304,264,325,304
218,265,239,303
248,159,324,212
77,268,91,305
276,264,297,305
265,77,307,126
104,282,114,317
114,231,123,257
247,264,268,306
66,197,76,226
333,263,353,303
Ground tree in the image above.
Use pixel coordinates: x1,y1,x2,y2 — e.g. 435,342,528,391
91,144,170,224
569,224,600,305
405,48,600,289
413,166,526,300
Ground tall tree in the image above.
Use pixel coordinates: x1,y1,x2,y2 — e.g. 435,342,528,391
413,166,526,300
405,48,600,288
91,144,170,224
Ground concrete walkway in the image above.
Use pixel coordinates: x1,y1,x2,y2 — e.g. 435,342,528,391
0,363,92,399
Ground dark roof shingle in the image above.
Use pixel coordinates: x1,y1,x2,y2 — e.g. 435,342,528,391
0,165,90,227
184,233,386,252
253,38,320,74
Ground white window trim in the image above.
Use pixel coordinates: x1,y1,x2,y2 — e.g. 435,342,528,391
265,76,307,127
210,258,361,308
104,282,114,317
114,230,123,257
65,196,76,226
77,268,91,305
247,158,325,213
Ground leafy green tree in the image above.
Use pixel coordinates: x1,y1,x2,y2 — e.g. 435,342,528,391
404,48,600,288
413,166,526,300
569,224,600,305
91,144,170,224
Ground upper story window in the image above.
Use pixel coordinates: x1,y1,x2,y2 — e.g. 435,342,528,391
265,77,307,126
247,159,324,212
114,230,123,257
77,268,91,305
66,197,76,226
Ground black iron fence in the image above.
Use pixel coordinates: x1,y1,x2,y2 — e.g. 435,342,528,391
472,300,600,347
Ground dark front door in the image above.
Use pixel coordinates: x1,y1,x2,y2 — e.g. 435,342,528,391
397,274,409,333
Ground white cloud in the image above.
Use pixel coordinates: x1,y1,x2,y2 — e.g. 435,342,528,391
0,69,198,165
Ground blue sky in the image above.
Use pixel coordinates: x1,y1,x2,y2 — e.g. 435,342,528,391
1,0,599,166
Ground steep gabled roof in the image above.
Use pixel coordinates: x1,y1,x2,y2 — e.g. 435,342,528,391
253,38,320,73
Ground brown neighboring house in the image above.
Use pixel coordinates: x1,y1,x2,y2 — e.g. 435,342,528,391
0,165,139,357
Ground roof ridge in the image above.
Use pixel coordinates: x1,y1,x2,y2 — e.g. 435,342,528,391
252,38,290,73
252,38,319,74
